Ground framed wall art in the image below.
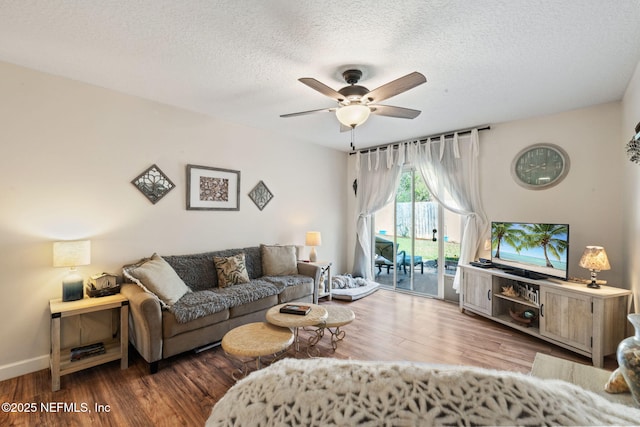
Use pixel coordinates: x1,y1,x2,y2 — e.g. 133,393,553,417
131,164,175,204
186,164,240,211
248,180,274,210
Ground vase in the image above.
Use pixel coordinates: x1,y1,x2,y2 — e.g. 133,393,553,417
616,313,640,405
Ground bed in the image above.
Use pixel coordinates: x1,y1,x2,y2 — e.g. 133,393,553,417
330,275,380,301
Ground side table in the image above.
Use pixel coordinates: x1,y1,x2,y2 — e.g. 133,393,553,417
310,261,332,303
49,294,129,391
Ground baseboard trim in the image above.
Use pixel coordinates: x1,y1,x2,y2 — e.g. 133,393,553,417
0,354,49,382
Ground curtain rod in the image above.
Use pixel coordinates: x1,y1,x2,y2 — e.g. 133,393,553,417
348,125,491,155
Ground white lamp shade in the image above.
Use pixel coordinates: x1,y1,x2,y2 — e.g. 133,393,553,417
336,104,371,128
305,231,322,247
53,240,91,267
578,246,610,271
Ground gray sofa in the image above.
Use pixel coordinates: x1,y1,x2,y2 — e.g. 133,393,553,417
121,245,321,373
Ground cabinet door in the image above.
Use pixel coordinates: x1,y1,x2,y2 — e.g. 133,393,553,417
540,287,592,352
462,269,492,315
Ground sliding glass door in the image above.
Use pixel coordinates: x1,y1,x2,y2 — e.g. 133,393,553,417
373,169,461,298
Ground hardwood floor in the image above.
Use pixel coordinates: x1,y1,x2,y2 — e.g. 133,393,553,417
0,289,617,426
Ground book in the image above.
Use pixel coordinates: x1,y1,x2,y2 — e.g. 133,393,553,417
279,304,311,316
70,342,106,361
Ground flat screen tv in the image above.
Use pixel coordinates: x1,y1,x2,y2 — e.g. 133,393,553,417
490,222,569,280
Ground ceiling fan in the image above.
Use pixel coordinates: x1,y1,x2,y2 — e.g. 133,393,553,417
281,69,427,132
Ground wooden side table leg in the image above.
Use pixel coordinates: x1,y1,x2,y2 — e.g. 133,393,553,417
51,313,61,392
120,302,129,369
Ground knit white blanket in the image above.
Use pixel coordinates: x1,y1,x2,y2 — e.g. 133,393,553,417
207,358,640,426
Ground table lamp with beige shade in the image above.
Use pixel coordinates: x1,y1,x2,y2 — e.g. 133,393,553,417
305,231,321,262
578,245,610,289
53,240,91,301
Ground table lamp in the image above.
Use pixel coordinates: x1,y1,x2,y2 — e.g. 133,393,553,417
305,231,322,262
53,240,91,301
578,245,610,289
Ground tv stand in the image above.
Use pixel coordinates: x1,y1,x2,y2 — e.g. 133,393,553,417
501,268,546,280
459,265,631,367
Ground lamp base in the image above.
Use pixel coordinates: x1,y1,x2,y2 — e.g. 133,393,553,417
309,247,317,263
587,270,601,289
62,273,84,301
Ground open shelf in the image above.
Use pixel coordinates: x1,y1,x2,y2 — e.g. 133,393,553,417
493,313,540,335
59,339,122,375
494,293,539,309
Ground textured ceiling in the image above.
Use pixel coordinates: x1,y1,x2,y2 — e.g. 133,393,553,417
1,1,640,151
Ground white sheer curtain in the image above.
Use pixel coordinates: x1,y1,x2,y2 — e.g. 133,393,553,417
352,145,404,279
411,129,489,291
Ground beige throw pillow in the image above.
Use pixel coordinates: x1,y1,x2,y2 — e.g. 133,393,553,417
261,244,298,276
123,253,190,307
213,253,250,287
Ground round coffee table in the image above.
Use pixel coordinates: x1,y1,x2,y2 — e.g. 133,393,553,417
266,303,328,352
311,305,355,350
221,322,294,379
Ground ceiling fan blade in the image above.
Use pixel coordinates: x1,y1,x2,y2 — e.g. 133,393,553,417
299,78,345,102
370,105,421,119
280,107,336,118
364,72,426,103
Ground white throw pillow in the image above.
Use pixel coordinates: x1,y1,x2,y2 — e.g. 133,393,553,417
261,244,298,276
123,253,190,307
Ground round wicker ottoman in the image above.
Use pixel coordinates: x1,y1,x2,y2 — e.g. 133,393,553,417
221,322,293,378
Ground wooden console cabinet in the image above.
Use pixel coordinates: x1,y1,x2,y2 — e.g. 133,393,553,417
459,265,631,367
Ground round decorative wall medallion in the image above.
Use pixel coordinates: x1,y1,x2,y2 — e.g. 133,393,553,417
511,143,570,190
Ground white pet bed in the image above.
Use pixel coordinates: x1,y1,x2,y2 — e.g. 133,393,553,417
330,275,380,301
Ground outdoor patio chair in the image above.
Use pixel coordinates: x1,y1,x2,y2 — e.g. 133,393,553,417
374,236,406,275
403,254,424,274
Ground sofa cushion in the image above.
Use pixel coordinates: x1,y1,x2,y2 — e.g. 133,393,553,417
228,294,279,318
212,279,280,308
263,275,314,303
213,253,250,287
123,253,190,307
261,244,297,276
262,275,313,291
170,289,231,324
164,308,230,338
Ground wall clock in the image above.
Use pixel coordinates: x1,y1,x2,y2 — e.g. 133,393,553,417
511,143,570,190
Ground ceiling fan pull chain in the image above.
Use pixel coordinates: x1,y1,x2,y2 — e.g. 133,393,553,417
350,127,356,151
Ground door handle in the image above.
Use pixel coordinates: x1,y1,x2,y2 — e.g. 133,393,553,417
432,228,437,242
540,303,544,317
487,289,491,300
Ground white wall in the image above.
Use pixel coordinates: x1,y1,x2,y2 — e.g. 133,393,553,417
346,102,626,288
482,102,624,285
0,61,348,380
622,60,640,312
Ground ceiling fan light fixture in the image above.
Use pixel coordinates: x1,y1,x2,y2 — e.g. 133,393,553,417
336,104,370,128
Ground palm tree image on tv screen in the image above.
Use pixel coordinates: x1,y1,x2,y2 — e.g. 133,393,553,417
491,222,569,280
